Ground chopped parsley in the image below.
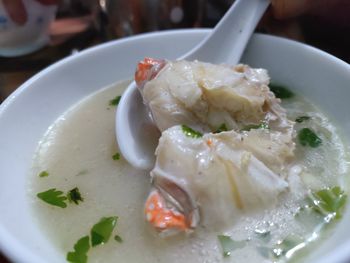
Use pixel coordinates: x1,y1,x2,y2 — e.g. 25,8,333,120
112,152,120,160
67,187,84,205
66,216,121,263
109,95,121,106
272,234,304,259
294,205,326,236
254,229,271,242
38,171,49,178
298,128,322,147
114,235,123,243
76,170,88,176
214,123,228,133
37,188,67,208
269,83,294,99
66,236,90,263
307,186,347,219
91,216,118,247
295,116,310,123
181,125,203,138
241,122,269,131
37,187,85,207
218,235,246,257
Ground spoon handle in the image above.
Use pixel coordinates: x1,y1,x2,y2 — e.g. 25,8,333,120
182,0,270,64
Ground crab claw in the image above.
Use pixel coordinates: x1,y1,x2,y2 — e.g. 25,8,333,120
144,189,188,232
135,57,166,88
144,175,200,234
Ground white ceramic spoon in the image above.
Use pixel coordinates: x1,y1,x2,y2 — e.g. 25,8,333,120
116,0,270,170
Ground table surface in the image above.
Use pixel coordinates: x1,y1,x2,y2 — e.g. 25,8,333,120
1,9,350,103
0,5,349,263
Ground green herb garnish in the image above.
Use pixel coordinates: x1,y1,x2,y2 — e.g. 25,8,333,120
76,170,88,176
91,216,118,247
298,128,322,147
295,116,310,123
66,217,121,262
112,152,120,160
181,125,203,138
214,123,228,133
38,171,49,178
37,188,67,208
67,187,84,205
254,229,271,242
109,96,121,106
272,234,304,259
269,83,294,99
218,235,246,257
308,186,347,219
67,236,90,263
241,122,269,131
294,204,325,230
114,235,123,243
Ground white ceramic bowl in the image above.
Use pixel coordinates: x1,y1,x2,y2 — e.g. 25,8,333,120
0,29,350,263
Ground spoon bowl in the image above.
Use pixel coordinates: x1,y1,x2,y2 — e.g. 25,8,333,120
116,0,270,170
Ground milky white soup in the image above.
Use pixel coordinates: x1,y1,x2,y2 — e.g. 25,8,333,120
29,79,349,263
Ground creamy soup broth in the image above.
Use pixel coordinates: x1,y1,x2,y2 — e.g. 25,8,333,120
29,80,349,263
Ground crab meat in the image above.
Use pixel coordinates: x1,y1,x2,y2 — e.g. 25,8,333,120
135,57,166,88
144,189,188,231
137,59,293,134
145,126,289,231
135,59,296,234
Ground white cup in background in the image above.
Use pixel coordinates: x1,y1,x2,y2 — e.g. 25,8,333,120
0,0,57,57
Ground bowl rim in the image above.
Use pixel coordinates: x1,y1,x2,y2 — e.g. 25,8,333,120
1,28,212,263
1,28,350,263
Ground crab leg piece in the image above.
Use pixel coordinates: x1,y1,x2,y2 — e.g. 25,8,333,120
135,57,166,88
144,189,188,231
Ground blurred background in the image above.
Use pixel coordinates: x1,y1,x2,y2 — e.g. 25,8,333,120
0,0,349,261
0,0,349,103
